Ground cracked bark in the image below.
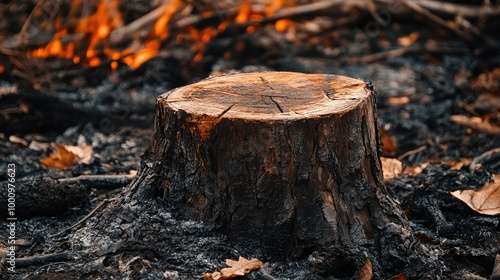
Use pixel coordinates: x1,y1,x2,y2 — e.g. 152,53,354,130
126,72,419,269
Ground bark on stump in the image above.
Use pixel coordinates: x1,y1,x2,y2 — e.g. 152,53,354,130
129,71,413,259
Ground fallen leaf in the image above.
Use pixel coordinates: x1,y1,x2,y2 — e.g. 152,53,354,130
451,174,500,215
41,144,79,169
471,67,500,92
427,158,471,171
387,96,410,106
380,128,397,156
447,158,471,170
389,272,407,280
359,258,373,280
402,162,429,176
397,31,419,47
381,157,403,182
63,144,93,164
204,256,263,280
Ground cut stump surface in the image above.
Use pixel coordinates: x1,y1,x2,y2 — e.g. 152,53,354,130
130,71,414,262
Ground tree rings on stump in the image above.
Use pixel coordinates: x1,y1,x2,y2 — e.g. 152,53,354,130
134,71,411,259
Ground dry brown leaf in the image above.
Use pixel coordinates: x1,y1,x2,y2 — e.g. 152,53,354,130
204,256,263,280
389,272,407,280
397,31,419,47
451,174,500,215
471,67,500,92
63,144,93,164
41,144,79,169
380,128,397,156
359,258,373,280
381,157,403,182
402,162,429,176
387,96,410,106
447,158,471,170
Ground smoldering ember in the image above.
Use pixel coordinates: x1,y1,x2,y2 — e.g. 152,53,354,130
1,0,500,279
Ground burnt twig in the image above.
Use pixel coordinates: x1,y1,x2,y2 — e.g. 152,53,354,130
58,174,135,189
14,252,72,268
470,147,500,171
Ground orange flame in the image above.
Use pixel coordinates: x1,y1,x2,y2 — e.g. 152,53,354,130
27,0,297,71
0,63,4,73
29,0,180,70
235,2,252,24
275,19,292,32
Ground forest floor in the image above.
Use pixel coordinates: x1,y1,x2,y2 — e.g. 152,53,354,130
1,1,500,279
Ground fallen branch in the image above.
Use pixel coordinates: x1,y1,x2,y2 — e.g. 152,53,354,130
470,147,500,171
398,145,427,161
14,252,72,268
400,0,473,41
417,0,500,18
58,174,135,189
451,115,500,135
342,45,469,64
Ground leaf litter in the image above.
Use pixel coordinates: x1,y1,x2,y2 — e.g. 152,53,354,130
451,174,500,215
203,256,263,280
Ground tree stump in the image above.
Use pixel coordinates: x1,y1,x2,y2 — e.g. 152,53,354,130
128,71,413,260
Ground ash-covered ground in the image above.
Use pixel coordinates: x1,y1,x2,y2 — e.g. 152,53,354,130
1,17,500,279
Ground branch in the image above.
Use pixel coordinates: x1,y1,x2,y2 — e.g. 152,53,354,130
417,0,500,18
14,252,72,268
342,45,469,64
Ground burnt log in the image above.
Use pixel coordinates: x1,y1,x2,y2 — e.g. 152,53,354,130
126,71,416,264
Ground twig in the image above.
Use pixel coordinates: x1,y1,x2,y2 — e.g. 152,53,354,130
58,174,135,189
342,45,469,64
417,0,500,18
400,0,474,41
398,146,427,161
470,147,500,171
14,252,71,268
451,115,500,135
49,198,116,237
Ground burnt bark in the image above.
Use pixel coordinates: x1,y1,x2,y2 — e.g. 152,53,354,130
123,71,417,266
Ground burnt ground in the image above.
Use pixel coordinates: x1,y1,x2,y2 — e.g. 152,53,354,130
1,15,500,280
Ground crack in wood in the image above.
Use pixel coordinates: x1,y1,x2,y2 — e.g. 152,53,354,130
269,96,284,113
217,103,235,118
319,88,335,100
260,76,275,90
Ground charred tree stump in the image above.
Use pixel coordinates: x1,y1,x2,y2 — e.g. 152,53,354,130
127,71,415,262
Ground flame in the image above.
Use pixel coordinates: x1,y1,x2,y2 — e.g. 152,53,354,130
27,0,298,71
235,2,252,24
154,0,182,40
0,63,4,74
122,40,161,70
29,0,178,70
275,19,292,32
74,1,122,60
